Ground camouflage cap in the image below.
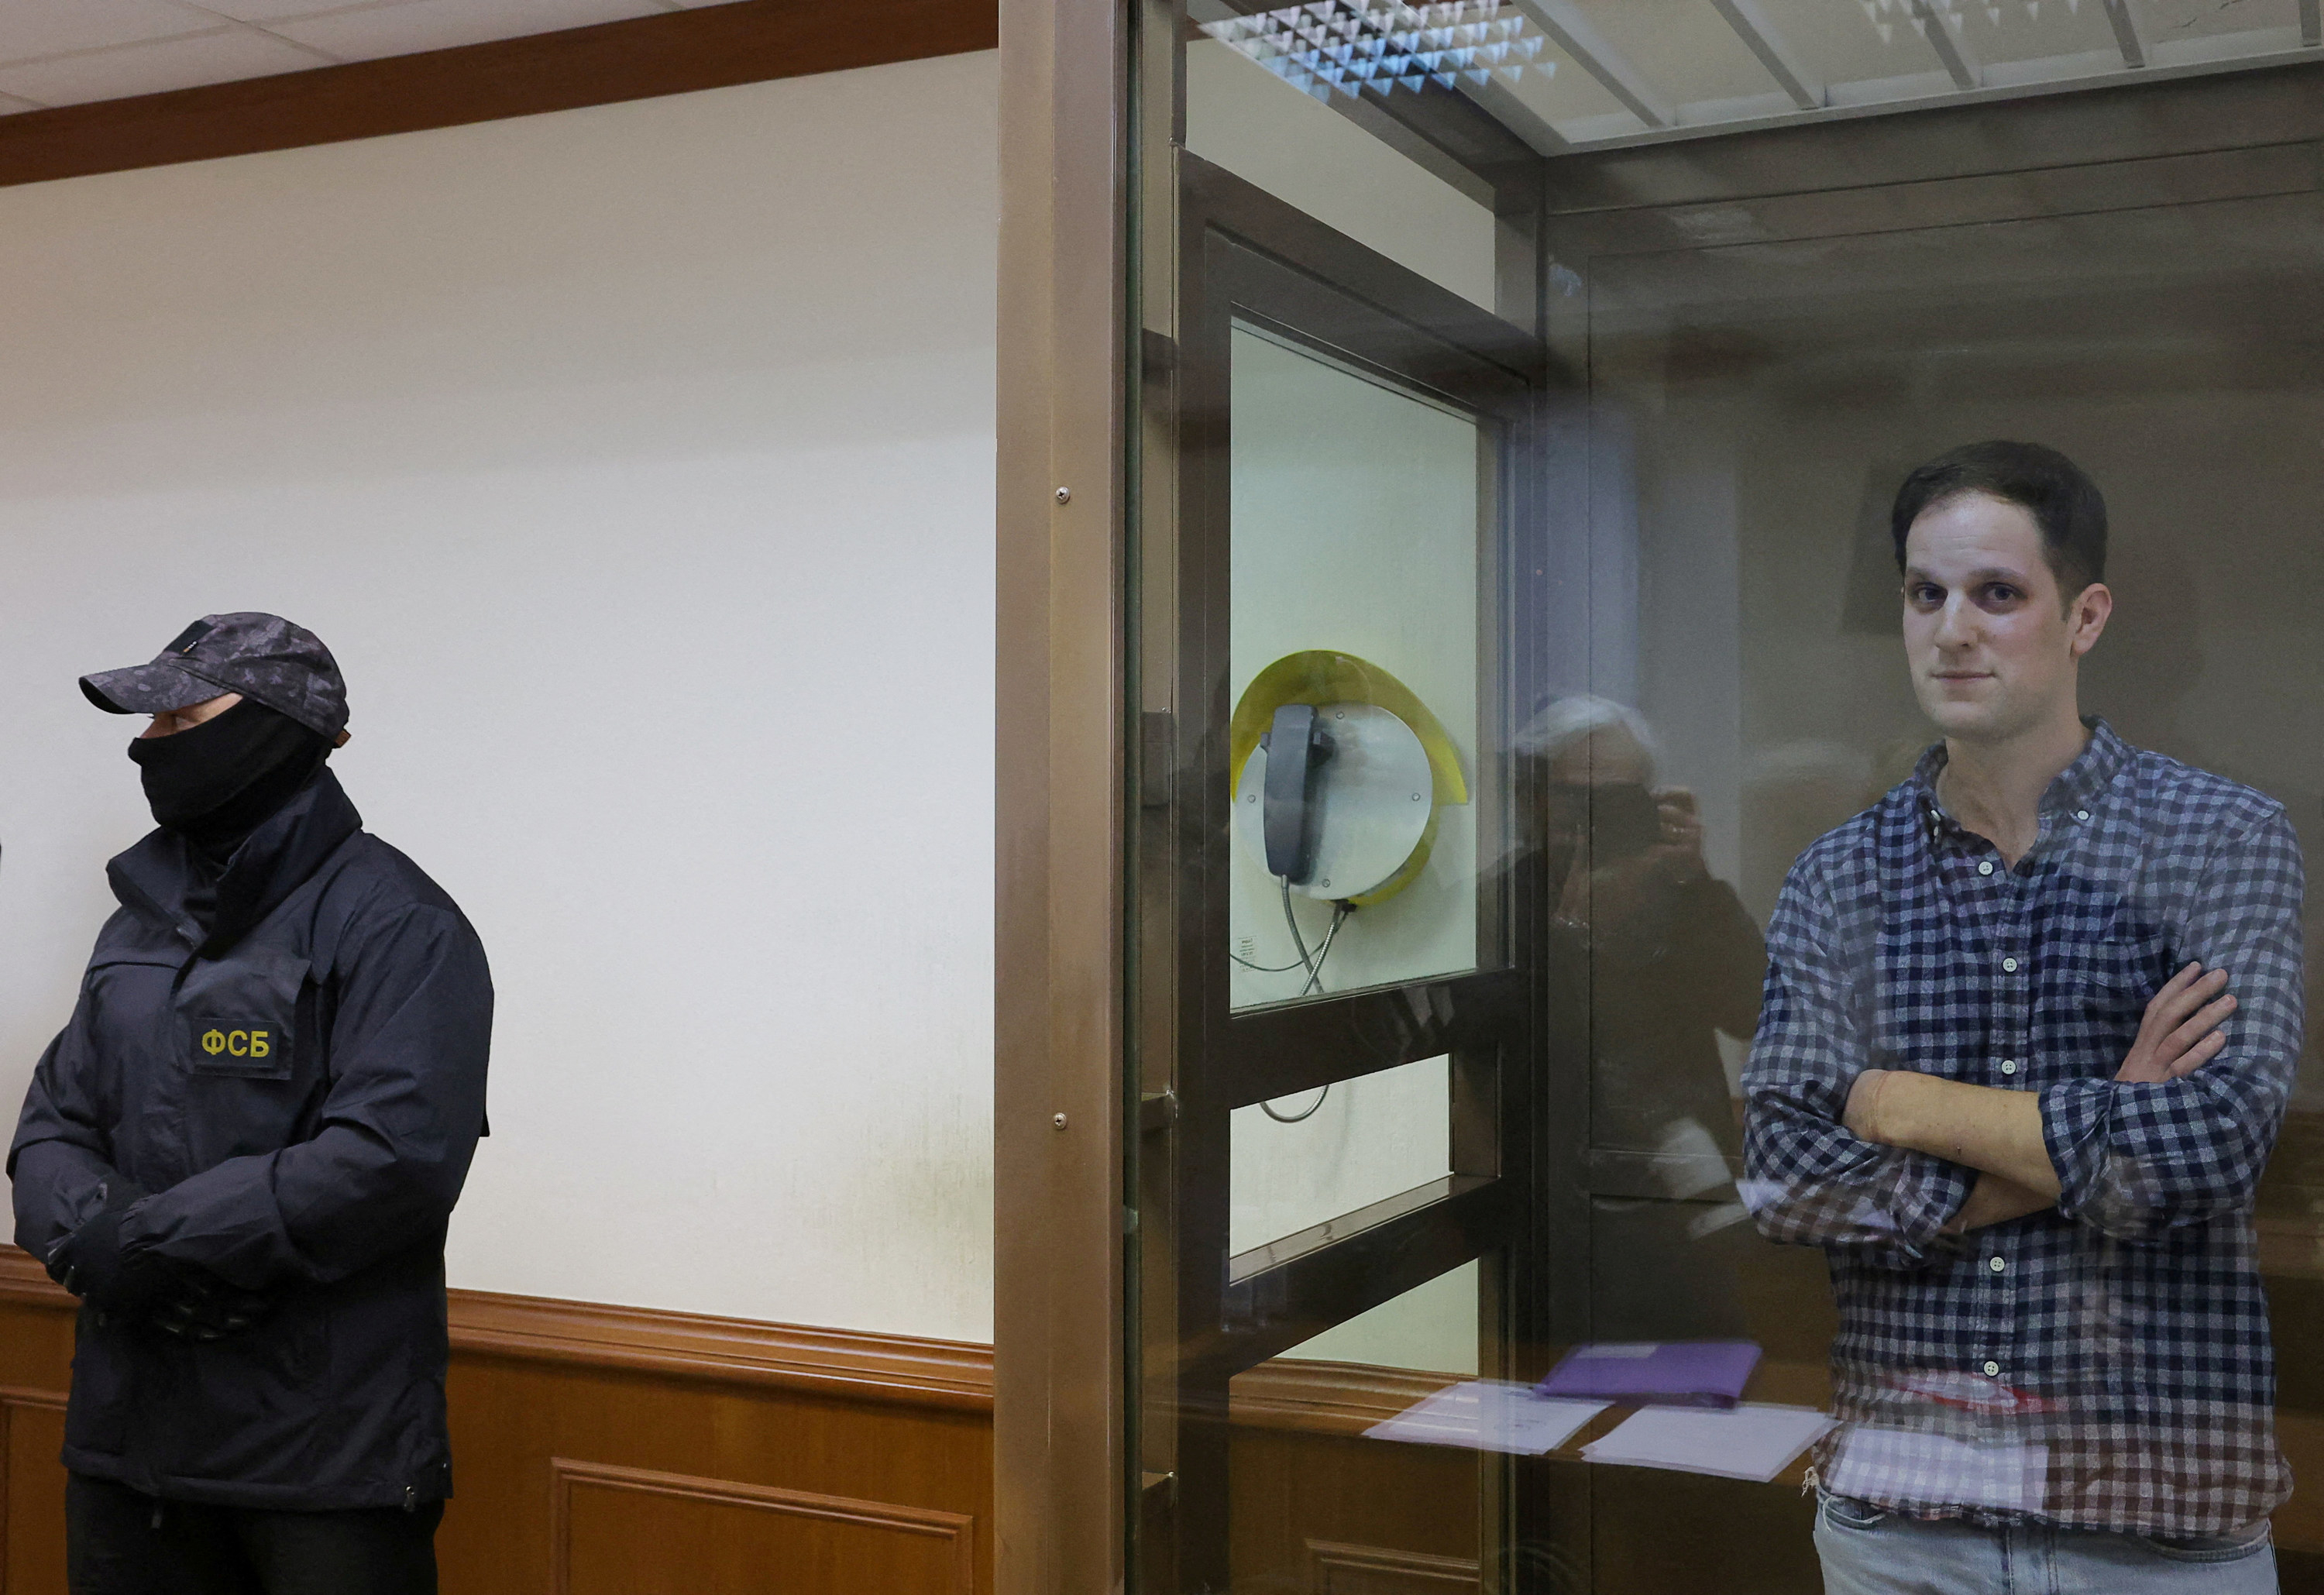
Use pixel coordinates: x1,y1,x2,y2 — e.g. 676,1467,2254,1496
81,614,349,741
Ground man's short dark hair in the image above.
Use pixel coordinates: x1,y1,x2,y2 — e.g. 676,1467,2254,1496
1889,440,2108,599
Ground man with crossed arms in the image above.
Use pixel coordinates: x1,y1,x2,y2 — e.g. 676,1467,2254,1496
1745,441,2303,1593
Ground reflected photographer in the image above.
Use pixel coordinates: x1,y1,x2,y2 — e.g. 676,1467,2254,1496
1742,442,2305,1591
1525,697,1765,1337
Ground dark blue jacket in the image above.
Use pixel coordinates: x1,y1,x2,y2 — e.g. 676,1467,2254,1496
9,771,491,1510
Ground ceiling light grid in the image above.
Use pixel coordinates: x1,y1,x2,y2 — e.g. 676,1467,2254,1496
1199,0,1552,101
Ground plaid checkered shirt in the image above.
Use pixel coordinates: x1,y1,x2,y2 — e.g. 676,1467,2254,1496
1741,720,2306,1535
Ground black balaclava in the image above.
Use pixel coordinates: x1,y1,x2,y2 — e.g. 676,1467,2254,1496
125,697,332,866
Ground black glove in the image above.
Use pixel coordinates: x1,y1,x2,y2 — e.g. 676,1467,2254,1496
46,1184,172,1319
150,1267,276,1342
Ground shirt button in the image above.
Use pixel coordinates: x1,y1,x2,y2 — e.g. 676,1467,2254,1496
1983,1360,2001,1377
2000,1060,2018,1076
1978,861,1995,875
2002,957,2020,973
2075,809,2091,821
1989,1256,2006,1274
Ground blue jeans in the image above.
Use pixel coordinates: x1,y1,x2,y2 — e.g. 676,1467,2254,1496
1813,1491,2277,1594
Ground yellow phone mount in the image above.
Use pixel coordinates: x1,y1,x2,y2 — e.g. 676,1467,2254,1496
1228,650,1467,906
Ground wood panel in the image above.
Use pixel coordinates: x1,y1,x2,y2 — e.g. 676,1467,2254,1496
0,0,998,193
552,1459,975,1595
0,1248,992,1595
1307,1539,1480,1595
1229,1414,1480,1594
0,1388,67,1595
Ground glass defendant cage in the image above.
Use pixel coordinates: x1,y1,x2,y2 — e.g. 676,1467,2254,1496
1111,3,2324,1590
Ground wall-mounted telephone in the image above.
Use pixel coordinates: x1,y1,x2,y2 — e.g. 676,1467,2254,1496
1229,651,1467,1052
1229,650,1465,908
1258,703,1334,883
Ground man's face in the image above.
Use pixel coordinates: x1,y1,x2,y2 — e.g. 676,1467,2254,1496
138,693,242,740
1902,493,2109,745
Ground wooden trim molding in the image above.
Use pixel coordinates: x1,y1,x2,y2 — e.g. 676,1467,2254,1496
1229,1360,1462,1438
549,1459,978,1595
0,1246,992,1413
0,1388,67,1416
0,0,998,193
1306,1539,1480,1594
452,1288,994,1411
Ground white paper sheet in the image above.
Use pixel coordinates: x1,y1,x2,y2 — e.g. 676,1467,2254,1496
1824,1426,2051,1514
1581,1402,1835,1483
1363,1380,1607,1456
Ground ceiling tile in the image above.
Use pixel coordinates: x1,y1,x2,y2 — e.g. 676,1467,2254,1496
266,0,666,61
0,0,218,64
173,0,380,20
171,0,409,21
0,27,325,107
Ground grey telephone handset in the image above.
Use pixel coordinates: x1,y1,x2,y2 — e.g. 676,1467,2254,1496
1259,703,1335,884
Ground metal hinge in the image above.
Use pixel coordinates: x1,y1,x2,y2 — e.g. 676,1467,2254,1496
1139,1088,1178,1133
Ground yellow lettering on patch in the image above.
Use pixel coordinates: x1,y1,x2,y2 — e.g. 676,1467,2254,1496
202,1030,226,1055
227,1031,249,1057
249,1031,270,1059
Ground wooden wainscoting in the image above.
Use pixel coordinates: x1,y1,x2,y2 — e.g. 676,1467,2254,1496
548,1460,978,1595
0,1248,992,1595
1229,1361,1484,1594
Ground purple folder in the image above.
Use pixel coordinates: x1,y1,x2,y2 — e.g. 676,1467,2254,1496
1535,1341,1762,1410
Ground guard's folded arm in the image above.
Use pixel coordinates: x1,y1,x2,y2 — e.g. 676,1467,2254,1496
121,905,493,1291
9,992,132,1265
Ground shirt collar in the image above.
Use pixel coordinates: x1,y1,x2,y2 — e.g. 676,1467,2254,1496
1907,717,2129,844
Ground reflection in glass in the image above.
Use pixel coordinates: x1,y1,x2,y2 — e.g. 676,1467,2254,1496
1228,1265,1487,1590
1184,41,1497,308
1134,5,2324,1587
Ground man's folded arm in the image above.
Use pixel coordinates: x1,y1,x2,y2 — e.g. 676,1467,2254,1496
1846,1072,2059,1199
122,905,493,1291
1741,862,1975,1267
2042,813,2304,1243
1945,1174,2054,1234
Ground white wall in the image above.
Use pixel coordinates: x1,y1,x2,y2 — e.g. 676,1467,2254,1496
0,53,1001,1341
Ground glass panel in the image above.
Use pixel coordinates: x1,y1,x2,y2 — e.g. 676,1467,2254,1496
1226,1267,1489,1593
1183,40,1498,308
1571,189,2324,1576
1278,1258,1480,1373
1129,5,2324,1591
1231,1054,1453,1256
1227,323,1484,1009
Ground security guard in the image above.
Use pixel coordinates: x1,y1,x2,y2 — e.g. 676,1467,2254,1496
10,614,492,1593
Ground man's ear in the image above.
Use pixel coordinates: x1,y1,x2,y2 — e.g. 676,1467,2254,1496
2068,582,2113,658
